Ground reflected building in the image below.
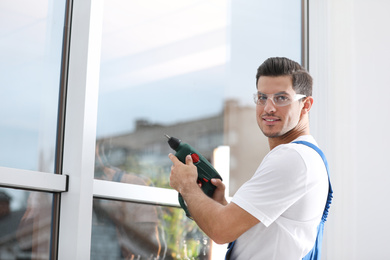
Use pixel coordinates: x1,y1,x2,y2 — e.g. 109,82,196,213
98,99,269,196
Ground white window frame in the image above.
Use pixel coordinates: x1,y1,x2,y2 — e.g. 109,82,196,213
57,0,180,259
0,167,67,192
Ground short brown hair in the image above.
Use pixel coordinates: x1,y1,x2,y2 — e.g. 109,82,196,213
256,57,313,97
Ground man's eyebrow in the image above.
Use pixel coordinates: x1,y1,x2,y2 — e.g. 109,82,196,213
257,91,289,95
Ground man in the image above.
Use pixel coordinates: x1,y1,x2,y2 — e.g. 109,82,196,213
169,57,329,259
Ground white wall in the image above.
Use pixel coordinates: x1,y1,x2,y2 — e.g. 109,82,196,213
309,0,390,259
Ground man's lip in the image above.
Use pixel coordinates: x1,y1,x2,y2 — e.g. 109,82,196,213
262,116,280,121
262,116,280,124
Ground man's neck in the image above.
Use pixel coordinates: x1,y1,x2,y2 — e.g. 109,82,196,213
268,126,310,150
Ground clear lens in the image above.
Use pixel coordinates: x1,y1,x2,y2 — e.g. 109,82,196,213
253,93,306,107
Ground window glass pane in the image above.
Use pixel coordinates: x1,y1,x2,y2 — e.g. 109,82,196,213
0,0,66,172
91,199,210,259
96,0,301,192
0,188,54,260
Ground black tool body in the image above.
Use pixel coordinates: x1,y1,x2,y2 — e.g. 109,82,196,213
165,135,223,219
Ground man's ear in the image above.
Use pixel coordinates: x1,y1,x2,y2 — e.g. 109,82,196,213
301,96,314,115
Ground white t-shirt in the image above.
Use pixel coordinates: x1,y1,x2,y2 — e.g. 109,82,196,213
230,135,329,260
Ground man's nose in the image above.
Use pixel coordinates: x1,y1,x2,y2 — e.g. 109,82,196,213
264,98,276,113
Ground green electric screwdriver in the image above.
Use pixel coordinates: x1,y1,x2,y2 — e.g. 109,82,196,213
165,134,223,219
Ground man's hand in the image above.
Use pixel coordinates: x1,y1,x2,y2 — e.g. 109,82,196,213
168,154,228,205
168,153,199,194
211,178,228,206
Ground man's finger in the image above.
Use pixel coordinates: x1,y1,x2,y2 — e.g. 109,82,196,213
185,154,194,165
168,153,182,165
211,178,225,189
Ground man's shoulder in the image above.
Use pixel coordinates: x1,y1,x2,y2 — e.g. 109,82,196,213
263,143,306,171
265,135,321,167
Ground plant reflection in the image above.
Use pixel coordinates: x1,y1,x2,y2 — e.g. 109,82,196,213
92,140,211,259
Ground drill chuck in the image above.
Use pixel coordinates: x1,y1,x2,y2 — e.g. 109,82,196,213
165,135,181,151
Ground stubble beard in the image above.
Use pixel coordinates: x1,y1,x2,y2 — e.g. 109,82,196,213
261,128,284,138
259,122,293,139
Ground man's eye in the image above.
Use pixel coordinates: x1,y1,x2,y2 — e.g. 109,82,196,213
258,95,268,101
275,95,289,103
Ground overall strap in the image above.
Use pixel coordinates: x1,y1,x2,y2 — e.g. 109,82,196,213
293,141,333,222
294,141,333,260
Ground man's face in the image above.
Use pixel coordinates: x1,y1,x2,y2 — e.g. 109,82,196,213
256,75,304,138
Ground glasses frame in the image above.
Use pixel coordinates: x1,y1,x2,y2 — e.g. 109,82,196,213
253,92,306,107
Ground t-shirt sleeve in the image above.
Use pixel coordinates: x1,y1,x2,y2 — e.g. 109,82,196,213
232,145,310,227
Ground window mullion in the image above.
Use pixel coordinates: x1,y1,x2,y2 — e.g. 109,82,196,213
57,0,104,259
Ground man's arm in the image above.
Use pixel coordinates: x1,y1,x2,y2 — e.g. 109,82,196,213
169,153,259,244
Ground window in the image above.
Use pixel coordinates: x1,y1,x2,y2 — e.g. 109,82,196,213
0,0,67,259
0,0,304,259
93,0,303,259
0,0,66,172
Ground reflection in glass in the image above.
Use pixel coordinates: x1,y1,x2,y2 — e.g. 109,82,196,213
95,0,229,186
91,199,210,259
0,0,66,171
95,120,223,189
0,188,54,260
92,0,302,259
96,0,302,192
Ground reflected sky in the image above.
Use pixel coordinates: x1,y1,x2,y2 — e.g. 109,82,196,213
97,0,301,137
0,0,301,169
0,0,66,171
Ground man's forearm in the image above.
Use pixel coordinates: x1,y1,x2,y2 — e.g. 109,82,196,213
180,186,235,244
